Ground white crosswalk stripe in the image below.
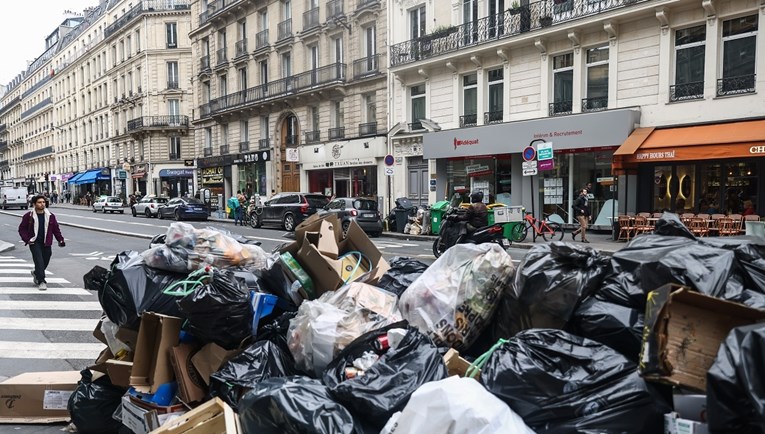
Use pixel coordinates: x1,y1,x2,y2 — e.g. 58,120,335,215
0,255,103,360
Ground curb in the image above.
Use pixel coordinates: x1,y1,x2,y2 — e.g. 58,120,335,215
0,210,154,240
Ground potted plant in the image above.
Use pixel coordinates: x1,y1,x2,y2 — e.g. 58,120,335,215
429,25,458,39
509,1,522,14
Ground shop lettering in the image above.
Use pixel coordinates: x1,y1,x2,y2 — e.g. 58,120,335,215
533,130,583,140
750,146,765,154
635,150,676,160
454,138,479,150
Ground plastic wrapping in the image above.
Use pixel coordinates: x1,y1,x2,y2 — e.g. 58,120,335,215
287,283,402,376
100,317,131,357
323,326,446,429
238,376,361,434
162,222,269,271
380,376,535,434
141,244,189,273
706,323,765,433
178,269,254,350
399,243,514,351
67,369,126,434
210,340,298,410
377,256,429,298
481,329,670,434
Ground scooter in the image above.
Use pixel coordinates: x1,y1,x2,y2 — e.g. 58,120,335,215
432,194,507,258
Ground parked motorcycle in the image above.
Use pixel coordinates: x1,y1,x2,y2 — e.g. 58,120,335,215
432,194,507,258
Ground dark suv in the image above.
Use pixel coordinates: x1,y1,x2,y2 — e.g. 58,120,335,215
319,197,383,237
254,192,329,231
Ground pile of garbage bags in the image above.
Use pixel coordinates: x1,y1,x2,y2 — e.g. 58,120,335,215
59,212,765,434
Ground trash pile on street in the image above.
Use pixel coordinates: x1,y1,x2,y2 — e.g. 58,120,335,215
1,212,764,433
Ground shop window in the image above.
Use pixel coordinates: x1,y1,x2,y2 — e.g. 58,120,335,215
460,73,478,127
584,46,608,111
671,25,705,102
551,53,573,115
486,68,503,124
409,5,426,39
719,15,757,96
410,84,426,130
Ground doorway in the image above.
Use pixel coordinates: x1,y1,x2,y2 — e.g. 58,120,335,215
280,114,300,192
407,156,429,205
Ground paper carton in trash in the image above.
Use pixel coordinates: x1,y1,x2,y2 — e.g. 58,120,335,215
130,312,183,393
0,370,82,423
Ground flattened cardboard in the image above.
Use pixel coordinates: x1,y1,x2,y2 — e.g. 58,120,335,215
640,285,765,391
130,312,182,393
190,343,242,386
444,349,481,381
170,344,206,404
152,397,241,434
0,370,83,423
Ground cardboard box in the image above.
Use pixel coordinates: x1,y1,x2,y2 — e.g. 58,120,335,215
640,285,765,391
130,312,183,393
105,360,133,388
664,412,709,434
191,343,242,386
152,397,241,433
170,344,206,404
281,214,390,297
0,370,83,423
120,395,186,434
444,349,481,380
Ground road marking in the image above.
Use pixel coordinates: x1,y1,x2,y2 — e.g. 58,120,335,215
0,258,26,262
245,235,296,243
54,212,166,228
0,342,104,360
70,251,104,257
0,269,52,274
0,318,96,331
0,287,91,295
0,300,102,310
0,277,68,284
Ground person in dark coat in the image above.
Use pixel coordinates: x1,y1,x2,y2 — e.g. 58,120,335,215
18,195,66,290
571,188,591,243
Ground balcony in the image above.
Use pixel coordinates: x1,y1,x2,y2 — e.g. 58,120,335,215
204,147,213,157
199,0,240,26
669,82,703,102
167,80,180,90
198,11,208,26
582,96,608,111
21,97,52,120
277,19,293,41
0,124,6,134
327,0,344,19
127,115,190,132
305,130,321,143
0,160,8,170
200,55,211,72
459,114,477,128
409,121,424,131
717,74,756,97
304,7,320,31
484,110,503,124
258,138,270,149
216,48,228,67
106,0,190,38
239,141,250,152
549,100,573,116
235,39,248,58
0,140,7,152
353,54,380,79
285,135,299,146
359,122,378,136
200,63,347,118
357,0,380,10
255,30,269,51
220,144,230,154
169,153,181,160
390,0,647,67
328,127,345,140
22,146,54,161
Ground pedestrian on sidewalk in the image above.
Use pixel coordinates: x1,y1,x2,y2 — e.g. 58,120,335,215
228,193,242,226
571,188,591,243
17,195,66,290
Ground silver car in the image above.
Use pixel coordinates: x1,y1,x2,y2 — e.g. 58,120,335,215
131,196,169,218
93,196,124,213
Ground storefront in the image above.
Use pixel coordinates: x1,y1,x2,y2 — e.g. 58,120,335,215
614,119,765,215
198,155,234,211
235,150,271,198
69,168,111,196
422,108,640,223
131,164,148,197
301,137,386,198
159,168,194,198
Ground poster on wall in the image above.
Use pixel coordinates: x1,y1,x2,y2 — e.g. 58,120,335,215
471,180,490,203
543,178,564,205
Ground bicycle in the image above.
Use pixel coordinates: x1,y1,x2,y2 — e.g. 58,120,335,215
511,212,564,242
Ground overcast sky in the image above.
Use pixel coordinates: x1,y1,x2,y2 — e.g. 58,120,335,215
1,0,98,86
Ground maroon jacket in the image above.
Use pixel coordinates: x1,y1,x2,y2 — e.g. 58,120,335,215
18,210,64,247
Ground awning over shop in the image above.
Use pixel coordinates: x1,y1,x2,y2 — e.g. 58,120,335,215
67,172,84,184
613,119,765,168
73,169,110,185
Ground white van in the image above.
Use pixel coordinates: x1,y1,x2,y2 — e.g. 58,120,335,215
1,187,29,209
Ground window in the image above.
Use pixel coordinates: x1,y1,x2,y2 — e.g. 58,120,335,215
166,23,177,48
281,52,292,78
364,93,376,123
584,46,609,110
486,68,503,123
259,9,268,30
461,73,477,127
551,53,573,115
409,5,426,39
202,80,211,103
135,29,141,52
168,99,180,118
222,124,229,146
261,116,270,142
169,136,181,159
463,0,478,44
364,26,376,56
205,127,212,149
238,67,247,90
488,0,506,37
332,101,344,128
240,120,249,142
332,37,343,63
720,15,757,95
670,25,705,101
167,61,179,89
410,84,426,129
219,75,228,95
126,36,132,56
259,60,268,84
310,106,320,130
284,0,292,19
238,20,247,41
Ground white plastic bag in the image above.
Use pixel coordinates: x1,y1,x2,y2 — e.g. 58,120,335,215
160,222,269,270
398,243,514,351
380,376,535,434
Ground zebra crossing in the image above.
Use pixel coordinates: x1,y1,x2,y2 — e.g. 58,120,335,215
0,254,103,361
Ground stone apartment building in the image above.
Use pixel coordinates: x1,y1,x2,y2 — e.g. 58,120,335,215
189,0,387,211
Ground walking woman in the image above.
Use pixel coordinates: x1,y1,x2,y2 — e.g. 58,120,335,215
18,195,66,290
571,188,591,243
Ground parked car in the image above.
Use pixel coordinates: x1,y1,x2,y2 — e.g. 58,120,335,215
253,192,329,231
132,195,169,218
158,197,208,221
1,187,29,210
92,196,124,213
318,197,383,237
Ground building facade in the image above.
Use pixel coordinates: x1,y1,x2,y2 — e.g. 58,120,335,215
388,0,765,223
190,0,387,212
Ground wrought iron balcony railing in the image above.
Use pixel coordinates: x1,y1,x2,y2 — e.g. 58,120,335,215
277,19,293,41
359,122,378,136
255,30,269,50
216,48,228,66
484,110,503,124
717,74,756,97
390,0,647,67
235,39,248,58
582,96,608,111
328,127,345,140
199,0,240,26
549,100,573,116
353,54,380,78
327,0,344,18
305,130,321,143
459,114,477,128
258,138,270,149
285,135,299,146
669,82,703,102
127,116,190,131
169,153,181,160
239,141,249,152
304,7,320,30
204,147,213,157
106,0,190,38
357,0,380,9
167,80,179,89
220,144,230,154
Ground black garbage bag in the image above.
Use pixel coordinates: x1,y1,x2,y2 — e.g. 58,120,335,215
653,211,695,239
700,236,765,308
323,326,446,430
255,311,297,356
238,376,361,434
210,340,298,410
566,297,644,361
83,265,109,292
67,369,126,434
377,257,429,298
482,329,671,434
707,323,765,434
178,268,253,350
97,251,187,329
254,255,299,311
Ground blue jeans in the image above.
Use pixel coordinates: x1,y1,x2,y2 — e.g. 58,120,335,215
234,207,244,225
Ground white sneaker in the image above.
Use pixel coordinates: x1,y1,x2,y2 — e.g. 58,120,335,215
38,282,47,291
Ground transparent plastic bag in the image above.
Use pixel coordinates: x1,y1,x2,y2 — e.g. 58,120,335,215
141,244,189,273
161,223,269,270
